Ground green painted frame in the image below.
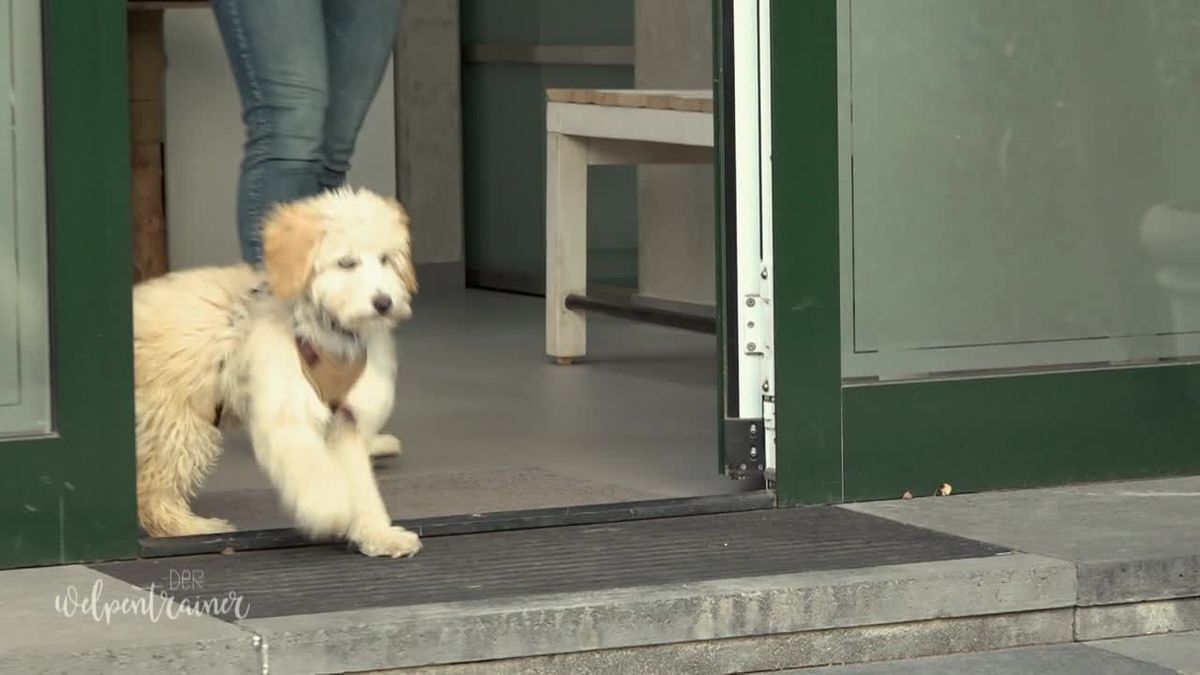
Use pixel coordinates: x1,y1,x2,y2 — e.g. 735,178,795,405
0,0,136,568
842,367,1200,501
769,0,843,504
769,0,1200,506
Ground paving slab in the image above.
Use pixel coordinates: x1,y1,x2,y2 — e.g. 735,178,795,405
844,476,1200,604
789,643,1178,675
1076,597,1200,641
242,554,1074,673
390,609,1074,675
1095,630,1200,674
0,565,260,674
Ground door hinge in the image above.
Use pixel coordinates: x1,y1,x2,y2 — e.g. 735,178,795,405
724,417,766,479
741,293,768,356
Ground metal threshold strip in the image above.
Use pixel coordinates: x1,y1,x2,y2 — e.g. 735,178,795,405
139,491,775,558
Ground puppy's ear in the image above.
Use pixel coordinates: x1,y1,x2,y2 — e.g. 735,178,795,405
394,256,419,295
384,196,418,294
262,202,324,300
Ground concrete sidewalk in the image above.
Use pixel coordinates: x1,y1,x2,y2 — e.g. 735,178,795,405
846,475,1200,642
1,475,1197,674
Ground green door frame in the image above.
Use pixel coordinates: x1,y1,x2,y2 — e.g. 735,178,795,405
0,0,137,569
767,1,842,505
768,0,1200,506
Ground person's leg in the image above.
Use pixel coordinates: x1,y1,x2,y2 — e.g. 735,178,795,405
318,0,401,190
211,0,329,265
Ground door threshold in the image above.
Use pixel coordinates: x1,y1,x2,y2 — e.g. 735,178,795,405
138,490,776,558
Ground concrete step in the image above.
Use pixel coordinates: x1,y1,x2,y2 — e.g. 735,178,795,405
252,553,1074,673
846,476,1200,643
4,552,1074,674
4,477,1198,674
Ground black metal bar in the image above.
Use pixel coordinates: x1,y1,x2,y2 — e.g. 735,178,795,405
137,491,776,558
718,0,741,415
565,293,716,334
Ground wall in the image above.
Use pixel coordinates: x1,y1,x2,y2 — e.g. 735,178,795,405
395,0,464,271
162,9,396,271
634,0,715,308
461,0,638,294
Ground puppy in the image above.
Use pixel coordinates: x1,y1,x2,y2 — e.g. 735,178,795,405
133,187,421,558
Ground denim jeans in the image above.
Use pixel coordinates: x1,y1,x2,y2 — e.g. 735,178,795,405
211,0,401,265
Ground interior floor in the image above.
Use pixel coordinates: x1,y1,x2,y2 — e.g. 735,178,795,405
193,286,761,531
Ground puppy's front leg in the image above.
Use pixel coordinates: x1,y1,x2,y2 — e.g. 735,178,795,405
329,425,421,558
252,423,354,538
248,381,354,538
245,326,356,538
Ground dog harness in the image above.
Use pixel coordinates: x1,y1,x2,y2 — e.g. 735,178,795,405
212,284,367,427
296,337,367,420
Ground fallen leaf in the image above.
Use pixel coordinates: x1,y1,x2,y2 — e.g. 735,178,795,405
935,483,953,497
901,490,913,500
221,547,235,555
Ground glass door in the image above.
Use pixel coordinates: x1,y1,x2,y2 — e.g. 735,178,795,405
0,0,136,569
0,0,51,439
768,0,1200,506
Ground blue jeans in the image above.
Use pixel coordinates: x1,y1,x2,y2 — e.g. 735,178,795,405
211,0,401,265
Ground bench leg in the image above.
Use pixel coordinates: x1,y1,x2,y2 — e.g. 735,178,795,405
546,132,588,363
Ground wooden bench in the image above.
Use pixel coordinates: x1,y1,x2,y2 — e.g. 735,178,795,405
544,88,714,363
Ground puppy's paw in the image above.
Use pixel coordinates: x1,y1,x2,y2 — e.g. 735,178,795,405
368,434,403,458
355,526,422,558
291,481,353,538
165,515,235,537
188,516,237,535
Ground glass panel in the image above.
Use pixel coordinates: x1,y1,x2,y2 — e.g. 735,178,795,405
0,0,50,436
841,0,1200,381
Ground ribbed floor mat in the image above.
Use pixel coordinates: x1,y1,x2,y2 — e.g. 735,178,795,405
92,507,1006,620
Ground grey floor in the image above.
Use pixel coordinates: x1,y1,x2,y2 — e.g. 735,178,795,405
195,287,758,530
844,475,1200,566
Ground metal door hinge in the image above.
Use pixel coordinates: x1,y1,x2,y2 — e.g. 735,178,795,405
740,294,768,355
724,417,766,479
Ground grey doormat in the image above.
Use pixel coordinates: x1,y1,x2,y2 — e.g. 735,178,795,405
190,467,659,531
95,507,1008,620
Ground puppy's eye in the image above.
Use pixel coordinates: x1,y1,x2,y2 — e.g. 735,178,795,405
337,256,359,269
380,254,390,265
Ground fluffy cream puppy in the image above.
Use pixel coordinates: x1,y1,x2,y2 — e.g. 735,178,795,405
133,187,421,558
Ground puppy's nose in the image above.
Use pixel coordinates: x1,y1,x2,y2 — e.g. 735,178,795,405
372,294,393,314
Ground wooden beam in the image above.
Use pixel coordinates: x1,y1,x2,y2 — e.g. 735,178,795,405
127,7,168,281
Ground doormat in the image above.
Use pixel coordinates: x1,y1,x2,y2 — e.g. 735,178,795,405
94,506,1008,621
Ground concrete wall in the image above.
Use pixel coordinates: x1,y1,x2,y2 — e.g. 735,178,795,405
163,9,396,271
634,0,715,307
395,0,464,270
